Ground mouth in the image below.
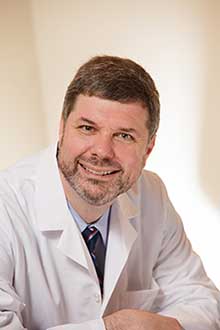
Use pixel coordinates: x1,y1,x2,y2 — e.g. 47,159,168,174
78,162,121,176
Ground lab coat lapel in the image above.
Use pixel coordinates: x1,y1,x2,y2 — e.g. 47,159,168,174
57,218,89,271
102,192,138,313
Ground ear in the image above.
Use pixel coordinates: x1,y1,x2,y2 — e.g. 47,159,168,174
142,135,156,166
146,135,156,156
59,117,65,142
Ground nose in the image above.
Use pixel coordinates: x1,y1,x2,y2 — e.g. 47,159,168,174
91,134,115,160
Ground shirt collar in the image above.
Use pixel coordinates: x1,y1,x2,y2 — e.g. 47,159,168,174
67,201,110,245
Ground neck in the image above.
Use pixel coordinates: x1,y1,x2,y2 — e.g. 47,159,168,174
59,171,111,223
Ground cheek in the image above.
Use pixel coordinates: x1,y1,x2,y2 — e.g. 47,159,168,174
117,147,146,172
61,133,94,161
61,129,79,150
60,135,78,160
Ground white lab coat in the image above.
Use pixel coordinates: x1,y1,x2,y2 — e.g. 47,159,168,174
0,145,219,330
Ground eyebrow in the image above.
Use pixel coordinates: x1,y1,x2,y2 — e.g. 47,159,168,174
116,127,137,134
77,117,97,125
77,117,138,134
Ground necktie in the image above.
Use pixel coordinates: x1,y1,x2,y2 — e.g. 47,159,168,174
82,226,106,294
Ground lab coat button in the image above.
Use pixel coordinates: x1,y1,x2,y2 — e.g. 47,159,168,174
94,293,101,303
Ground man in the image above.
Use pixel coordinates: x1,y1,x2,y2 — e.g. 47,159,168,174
0,56,219,330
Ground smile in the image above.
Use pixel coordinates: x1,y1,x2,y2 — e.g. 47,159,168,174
79,162,120,176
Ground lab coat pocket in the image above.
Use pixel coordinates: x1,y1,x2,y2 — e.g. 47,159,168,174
120,279,160,311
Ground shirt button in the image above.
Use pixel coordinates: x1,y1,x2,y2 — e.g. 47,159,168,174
94,293,101,303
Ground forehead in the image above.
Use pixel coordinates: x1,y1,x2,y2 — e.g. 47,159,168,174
69,94,149,132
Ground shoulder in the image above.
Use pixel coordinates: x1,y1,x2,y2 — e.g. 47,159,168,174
131,169,169,202
119,169,170,223
125,170,181,228
0,145,57,237
0,145,56,217
1,149,41,195
138,170,183,232
0,145,55,190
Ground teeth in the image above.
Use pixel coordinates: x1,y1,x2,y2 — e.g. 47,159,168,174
80,163,114,176
86,167,112,176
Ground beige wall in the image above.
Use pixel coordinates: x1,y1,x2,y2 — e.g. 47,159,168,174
0,0,46,169
1,0,220,287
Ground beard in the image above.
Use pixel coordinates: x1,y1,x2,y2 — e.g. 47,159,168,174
57,148,133,206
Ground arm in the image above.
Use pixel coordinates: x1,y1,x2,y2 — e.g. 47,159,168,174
0,223,26,330
105,175,220,330
0,245,106,330
104,309,182,330
152,188,220,329
0,275,105,330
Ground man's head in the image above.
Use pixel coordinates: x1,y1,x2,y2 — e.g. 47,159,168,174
58,56,160,207
62,55,160,140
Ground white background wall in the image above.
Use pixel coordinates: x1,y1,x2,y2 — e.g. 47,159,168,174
1,0,220,288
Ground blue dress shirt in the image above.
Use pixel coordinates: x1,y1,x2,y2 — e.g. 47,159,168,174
67,201,110,247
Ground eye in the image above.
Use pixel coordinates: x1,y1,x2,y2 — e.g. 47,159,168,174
78,125,95,133
115,132,135,142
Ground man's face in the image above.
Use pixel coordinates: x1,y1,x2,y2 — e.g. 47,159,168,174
58,95,155,206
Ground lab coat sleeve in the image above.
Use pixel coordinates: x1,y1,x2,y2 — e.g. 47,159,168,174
0,203,27,329
152,178,220,330
0,277,105,330
0,199,106,330
0,278,105,330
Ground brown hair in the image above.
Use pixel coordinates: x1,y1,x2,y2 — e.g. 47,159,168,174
62,55,160,138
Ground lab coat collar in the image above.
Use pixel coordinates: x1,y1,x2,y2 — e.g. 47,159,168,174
35,144,70,231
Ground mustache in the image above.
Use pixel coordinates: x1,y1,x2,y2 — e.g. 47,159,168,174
77,155,122,169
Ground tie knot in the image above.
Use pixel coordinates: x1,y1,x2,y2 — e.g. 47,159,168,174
82,226,98,243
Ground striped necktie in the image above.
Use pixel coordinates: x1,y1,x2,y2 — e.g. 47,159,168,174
82,226,106,294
